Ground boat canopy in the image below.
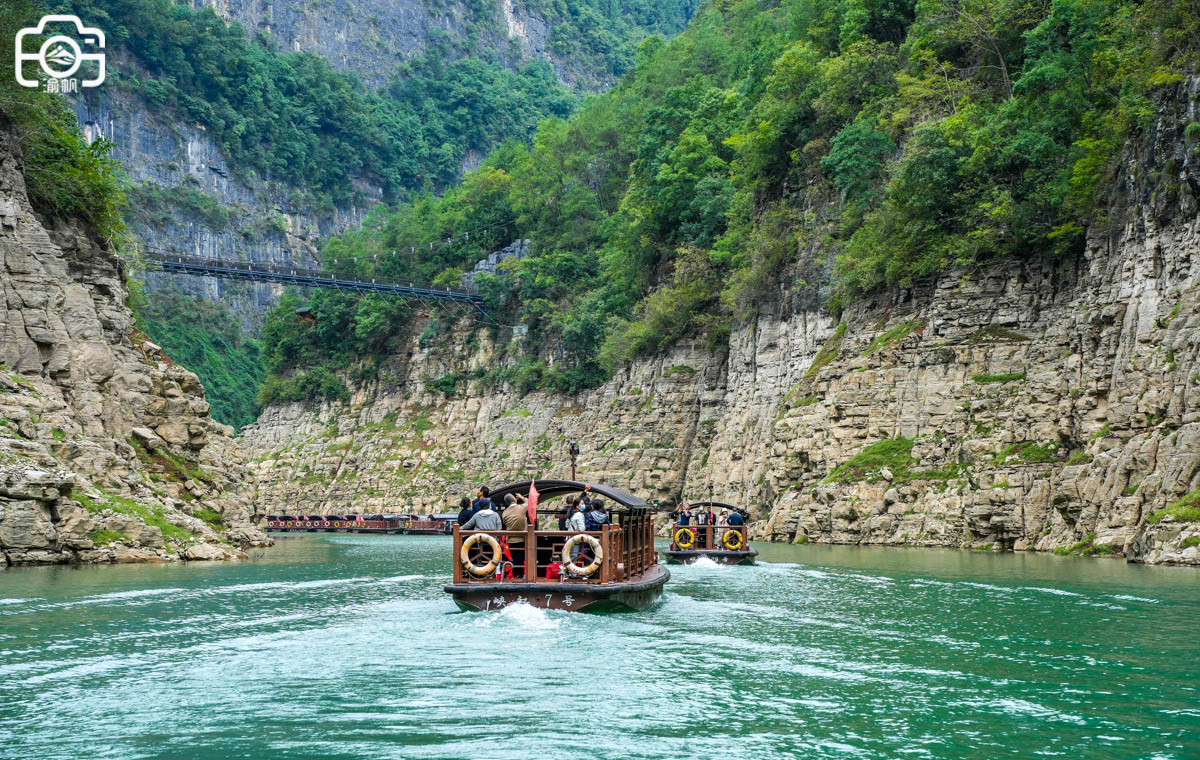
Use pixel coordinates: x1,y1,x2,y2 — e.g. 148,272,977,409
489,479,651,510
685,500,751,517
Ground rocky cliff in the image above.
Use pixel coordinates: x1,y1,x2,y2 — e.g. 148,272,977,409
75,1,692,327
188,0,621,92
240,82,1200,566
74,75,374,330
0,114,268,566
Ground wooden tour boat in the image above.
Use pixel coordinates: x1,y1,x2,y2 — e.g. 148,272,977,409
444,480,669,613
664,501,757,565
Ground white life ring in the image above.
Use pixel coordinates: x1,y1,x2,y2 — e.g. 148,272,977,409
562,534,603,577
461,533,502,577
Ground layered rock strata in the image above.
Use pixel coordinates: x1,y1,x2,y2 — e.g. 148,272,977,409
0,114,267,566
241,82,1200,565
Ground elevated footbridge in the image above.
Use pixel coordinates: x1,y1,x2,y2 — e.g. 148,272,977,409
138,251,485,311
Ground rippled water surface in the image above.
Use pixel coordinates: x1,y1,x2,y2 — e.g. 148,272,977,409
1,537,1198,759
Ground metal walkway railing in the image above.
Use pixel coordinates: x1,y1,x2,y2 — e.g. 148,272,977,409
140,251,485,310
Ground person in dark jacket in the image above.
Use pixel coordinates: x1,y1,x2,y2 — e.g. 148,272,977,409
556,502,572,531
462,503,502,531
455,496,473,526
726,510,746,526
584,499,609,531
472,485,493,515
675,505,692,526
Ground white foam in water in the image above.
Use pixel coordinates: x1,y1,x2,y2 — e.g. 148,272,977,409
87,587,185,601
988,697,1086,725
961,581,1017,593
371,574,427,584
1023,586,1083,597
796,568,833,579
1110,594,1159,603
214,577,371,595
0,598,36,605
688,557,728,570
847,574,893,584
289,576,372,590
495,602,560,630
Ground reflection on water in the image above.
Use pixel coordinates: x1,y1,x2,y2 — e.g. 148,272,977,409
1,537,1197,759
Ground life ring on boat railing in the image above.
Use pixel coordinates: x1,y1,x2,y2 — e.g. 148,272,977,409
562,534,603,577
723,530,745,551
674,527,696,549
460,533,502,577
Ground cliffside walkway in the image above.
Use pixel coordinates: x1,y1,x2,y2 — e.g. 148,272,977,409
139,252,485,310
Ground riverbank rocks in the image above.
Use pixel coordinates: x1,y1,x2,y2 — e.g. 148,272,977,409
0,112,268,567
240,78,1200,566
184,543,242,561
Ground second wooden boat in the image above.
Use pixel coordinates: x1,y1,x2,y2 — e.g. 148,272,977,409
663,501,758,565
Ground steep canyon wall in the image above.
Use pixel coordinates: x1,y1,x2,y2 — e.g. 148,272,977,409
241,83,1200,566
0,114,266,565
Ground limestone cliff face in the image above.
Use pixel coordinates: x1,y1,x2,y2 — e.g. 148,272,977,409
76,0,670,327
241,81,1200,566
74,82,374,329
189,0,632,92
0,114,267,566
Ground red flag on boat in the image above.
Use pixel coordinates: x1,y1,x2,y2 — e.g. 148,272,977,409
527,482,539,526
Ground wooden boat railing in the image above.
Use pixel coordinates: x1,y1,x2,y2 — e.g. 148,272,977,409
668,524,748,551
451,510,657,585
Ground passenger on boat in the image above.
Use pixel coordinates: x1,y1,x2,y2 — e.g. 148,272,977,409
675,505,692,526
455,497,473,526
501,494,528,577
566,499,587,532
726,510,746,527
462,502,502,531
471,486,494,515
584,499,610,530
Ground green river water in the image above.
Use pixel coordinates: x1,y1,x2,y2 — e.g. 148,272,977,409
1,536,1197,759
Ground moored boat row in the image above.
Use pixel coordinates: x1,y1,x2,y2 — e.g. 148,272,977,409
264,514,456,534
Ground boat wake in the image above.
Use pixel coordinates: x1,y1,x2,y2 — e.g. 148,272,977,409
687,557,729,570
467,601,562,631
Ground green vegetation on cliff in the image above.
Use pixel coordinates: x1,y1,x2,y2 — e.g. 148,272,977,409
133,288,264,430
260,0,1197,399
64,0,576,204
61,0,699,206
1,2,126,243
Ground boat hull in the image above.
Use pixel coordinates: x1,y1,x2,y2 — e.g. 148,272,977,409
663,548,757,565
445,564,669,613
